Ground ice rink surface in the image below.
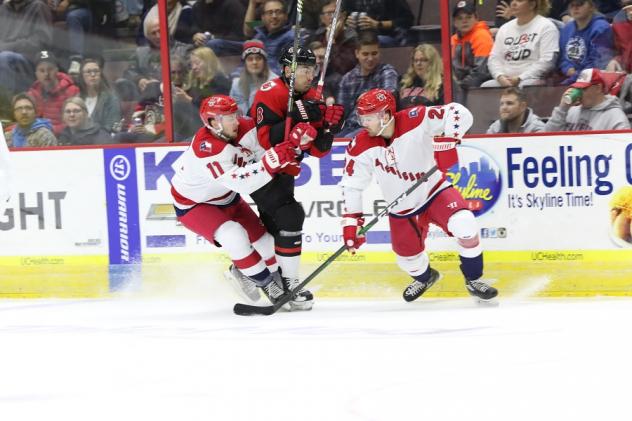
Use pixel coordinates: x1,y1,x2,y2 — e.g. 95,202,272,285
1,279,632,421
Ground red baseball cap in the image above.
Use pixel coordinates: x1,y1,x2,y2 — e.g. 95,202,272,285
571,68,605,90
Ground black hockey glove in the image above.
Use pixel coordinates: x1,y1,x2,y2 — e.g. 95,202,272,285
291,99,325,123
312,130,334,153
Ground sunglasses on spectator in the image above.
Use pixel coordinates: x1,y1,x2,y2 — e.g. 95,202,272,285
82,69,101,75
263,9,285,16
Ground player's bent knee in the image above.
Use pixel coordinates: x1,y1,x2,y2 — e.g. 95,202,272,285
274,201,305,231
214,221,252,258
396,252,429,277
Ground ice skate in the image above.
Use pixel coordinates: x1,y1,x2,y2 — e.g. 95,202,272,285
403,268,440,302
281,276,314,311
260,273,287,305
465,277,498,302
224,265,261,302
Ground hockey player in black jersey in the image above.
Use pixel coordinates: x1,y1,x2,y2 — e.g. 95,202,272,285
234,45,344,311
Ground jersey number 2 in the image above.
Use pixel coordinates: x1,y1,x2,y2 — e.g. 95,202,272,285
206,162,224,178
428,108,445,119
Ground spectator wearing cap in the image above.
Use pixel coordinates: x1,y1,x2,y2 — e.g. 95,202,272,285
58,96,111,145
27,51,80,135
545,68,630,131
230,40,278,115
483,0,559,88
558,0,614,85
0,0,53,107
4,93,57,147
451,1,494,90
487,87,545,134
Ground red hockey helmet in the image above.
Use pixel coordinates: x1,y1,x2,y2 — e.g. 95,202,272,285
356,89,396,116
199,95,238,129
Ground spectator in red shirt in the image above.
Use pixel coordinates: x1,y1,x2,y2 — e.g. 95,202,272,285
27,51,80,136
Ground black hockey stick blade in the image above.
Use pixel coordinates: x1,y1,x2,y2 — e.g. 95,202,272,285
233,302,277,316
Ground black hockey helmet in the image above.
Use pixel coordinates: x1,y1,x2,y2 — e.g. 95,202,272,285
278,44,317,68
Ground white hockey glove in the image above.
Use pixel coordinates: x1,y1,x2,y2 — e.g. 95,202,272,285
432,136,460,172
262,141,300,175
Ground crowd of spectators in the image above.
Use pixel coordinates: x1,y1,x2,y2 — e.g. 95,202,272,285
2,0,632,147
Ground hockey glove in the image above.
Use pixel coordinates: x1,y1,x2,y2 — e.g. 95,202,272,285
288,122,317,151
342,213,366,254
323,104,345,133
432,136,460,172
309,130,334,157
262,141,300,175
291,99,325,124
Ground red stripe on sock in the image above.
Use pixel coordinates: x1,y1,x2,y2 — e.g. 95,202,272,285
264,256,277,266
234,250,263,270
275,246,302,256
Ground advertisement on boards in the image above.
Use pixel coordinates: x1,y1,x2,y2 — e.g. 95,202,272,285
0,148,108,257
133,133,632,257
454,133,632,251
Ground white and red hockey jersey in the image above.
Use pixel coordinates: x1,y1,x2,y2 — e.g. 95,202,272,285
339,103,473,216
171,117,272,210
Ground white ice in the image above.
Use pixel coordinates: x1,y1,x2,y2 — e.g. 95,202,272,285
1,281,631,421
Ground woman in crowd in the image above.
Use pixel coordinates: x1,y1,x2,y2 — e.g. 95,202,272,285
78,58,122,133
398,44,444,109
229,40,277,115
179,47,231,108
58,97,112,146
483,0,559,88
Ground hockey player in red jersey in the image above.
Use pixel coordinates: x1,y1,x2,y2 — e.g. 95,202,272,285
240,44,344,311
339,88,498,302
170,95,313,306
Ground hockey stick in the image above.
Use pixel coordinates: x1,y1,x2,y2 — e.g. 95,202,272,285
315,0,343,99
233,164,440,316
284,0,304,141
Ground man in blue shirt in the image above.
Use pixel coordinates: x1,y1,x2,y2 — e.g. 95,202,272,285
558,0,614,84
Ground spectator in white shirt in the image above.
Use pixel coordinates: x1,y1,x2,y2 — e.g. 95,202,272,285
482,0,560,88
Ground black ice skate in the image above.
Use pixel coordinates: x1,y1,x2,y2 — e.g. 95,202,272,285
403,268,440,302
465,278,498,301
282,276,314,311
224,265,261,302
260,273,287,305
